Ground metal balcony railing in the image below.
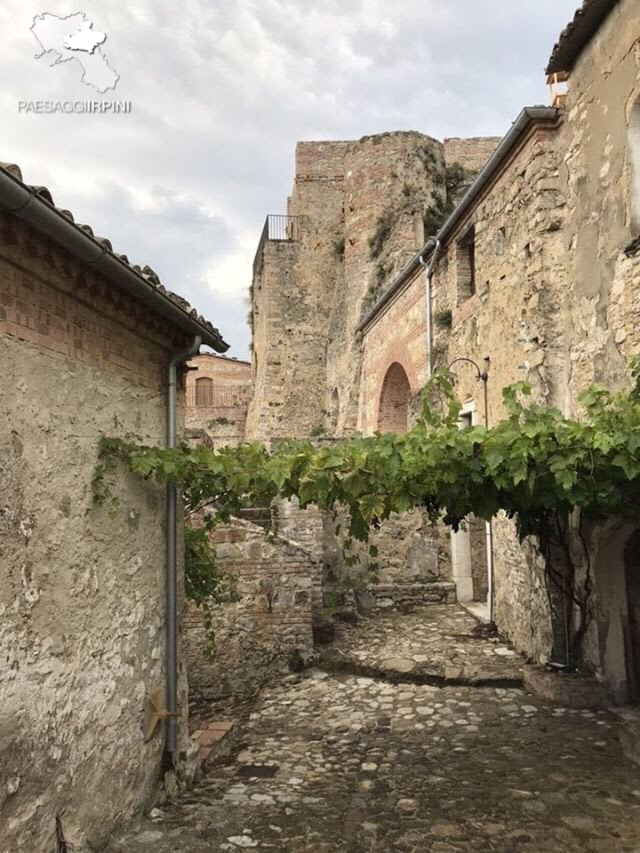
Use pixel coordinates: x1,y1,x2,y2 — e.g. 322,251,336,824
253,214,300,277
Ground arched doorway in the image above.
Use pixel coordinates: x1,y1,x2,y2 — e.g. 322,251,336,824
377,362,411,433
624,529,640,700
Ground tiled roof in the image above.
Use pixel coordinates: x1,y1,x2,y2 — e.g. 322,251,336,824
0,161,227,351
546,0,619,74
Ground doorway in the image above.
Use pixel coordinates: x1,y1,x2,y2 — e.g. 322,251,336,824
624,529,640,701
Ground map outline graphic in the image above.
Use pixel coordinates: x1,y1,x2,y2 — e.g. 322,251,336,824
30,12,120,94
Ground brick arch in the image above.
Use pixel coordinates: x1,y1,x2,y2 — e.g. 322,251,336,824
377,362,411,434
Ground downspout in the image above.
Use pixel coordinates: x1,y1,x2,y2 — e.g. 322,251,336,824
419,239,442,376
165,335,201,756
481,368,496,626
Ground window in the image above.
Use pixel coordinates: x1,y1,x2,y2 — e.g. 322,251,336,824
630,98,640,234
195,377,213,407
456,224,476,302
377,362,411,434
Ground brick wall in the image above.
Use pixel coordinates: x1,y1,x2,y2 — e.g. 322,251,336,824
186,353,251,448
443,137,501,175
359,267,427,435
0,214,192,850
0,213,188,390
183,517,322,707
327,132,444,435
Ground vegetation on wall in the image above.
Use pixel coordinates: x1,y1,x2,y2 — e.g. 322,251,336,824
434,309,453,330
368,208,395,259
94,363,640,669
423,162,467,238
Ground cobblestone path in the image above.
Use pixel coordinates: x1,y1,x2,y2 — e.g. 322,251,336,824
109,607,640,852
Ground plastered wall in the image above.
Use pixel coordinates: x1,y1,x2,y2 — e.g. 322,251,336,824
0,216,190,851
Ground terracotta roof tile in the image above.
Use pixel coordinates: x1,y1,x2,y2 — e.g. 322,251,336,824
546,0,619,74
0,161,226,349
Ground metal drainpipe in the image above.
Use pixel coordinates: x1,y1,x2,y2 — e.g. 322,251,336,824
165,335,201,756
480,368,496,626
419,239,441,376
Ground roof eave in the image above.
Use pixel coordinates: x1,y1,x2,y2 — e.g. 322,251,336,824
0,165,228,352
546,0,619,75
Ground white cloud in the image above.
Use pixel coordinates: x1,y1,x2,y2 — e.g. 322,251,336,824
3,0,580,355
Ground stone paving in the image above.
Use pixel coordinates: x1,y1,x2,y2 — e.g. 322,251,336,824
323,605,523,685
108,606,640,853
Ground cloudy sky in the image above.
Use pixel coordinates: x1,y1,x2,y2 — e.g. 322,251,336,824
2,0,578,357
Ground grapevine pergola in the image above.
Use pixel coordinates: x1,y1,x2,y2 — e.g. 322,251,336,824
94,366,640,668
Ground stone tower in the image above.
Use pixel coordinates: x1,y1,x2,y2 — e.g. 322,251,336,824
246,131,450,440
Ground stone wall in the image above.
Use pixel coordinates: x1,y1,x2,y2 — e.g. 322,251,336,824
274,497,326,555
326,132,445,435
386,0,640,692
247,131,499,441
554,0,640,694
430,122,566,654
443,137,501,176
557,0,640,407
0,215,191,851
246,142,346,441
183,518,322,706
186,353,251,448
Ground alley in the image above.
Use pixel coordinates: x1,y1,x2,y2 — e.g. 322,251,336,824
109,606,640,852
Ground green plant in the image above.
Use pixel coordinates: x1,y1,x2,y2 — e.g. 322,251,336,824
185,525,238,655
423,191,449,238
368,209,395,259
445,162,466,197
435,309,453,330
417,144,437,171
95,361,640,668
423,163,467,238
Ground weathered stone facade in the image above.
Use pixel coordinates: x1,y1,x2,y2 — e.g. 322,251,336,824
0,221,172,849
184,517,322,706
0,180,225,847
357,0,640,699
186,353,251,448
246,132,500,442
235,131,501,624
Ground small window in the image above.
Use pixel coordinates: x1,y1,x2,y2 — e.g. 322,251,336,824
456,225,476,302
195,377,213,407
459,411,473,429
630,98,640,234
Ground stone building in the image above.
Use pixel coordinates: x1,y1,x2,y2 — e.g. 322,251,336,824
246,133,499,442
357,0,640,700
185,0,640,706
186,353,251,448
236,128,501,612
0,161,227,850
